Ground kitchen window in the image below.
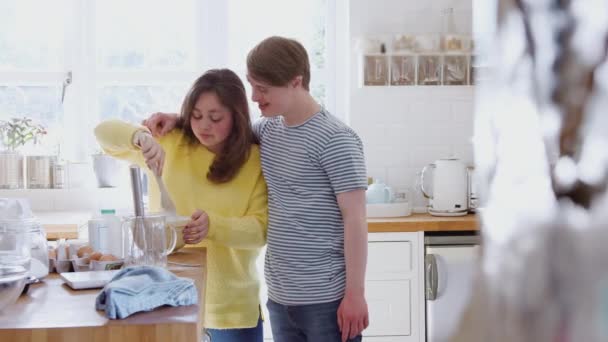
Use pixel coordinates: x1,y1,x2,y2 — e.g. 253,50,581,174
0,0,336,162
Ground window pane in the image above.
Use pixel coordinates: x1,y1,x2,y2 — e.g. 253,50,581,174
98,86,187,123
0,86,63,153
0,86,63,126
0,1,67,70
226,0,327,71
95,0,197,70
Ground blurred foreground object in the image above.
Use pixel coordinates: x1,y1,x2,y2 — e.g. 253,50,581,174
457,0,608,341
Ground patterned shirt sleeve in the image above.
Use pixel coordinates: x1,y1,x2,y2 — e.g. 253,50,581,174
252,118,267,142
319,129,368,194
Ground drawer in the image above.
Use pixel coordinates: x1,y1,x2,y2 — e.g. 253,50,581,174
364,280,411,336
367,241,412,280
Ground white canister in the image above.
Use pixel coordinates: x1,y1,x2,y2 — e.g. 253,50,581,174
87,210,124,258
26,156,55,189
0,151,24,189
52,161,66,189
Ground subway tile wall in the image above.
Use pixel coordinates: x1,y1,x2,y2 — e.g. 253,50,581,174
348,0,474,209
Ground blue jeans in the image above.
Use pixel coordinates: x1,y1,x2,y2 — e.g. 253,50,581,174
267,298,362,342
206,316,263,342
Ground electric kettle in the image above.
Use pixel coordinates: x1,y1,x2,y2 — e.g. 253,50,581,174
419,157,469,216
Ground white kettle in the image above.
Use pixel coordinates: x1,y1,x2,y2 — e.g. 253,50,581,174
419,157,469,216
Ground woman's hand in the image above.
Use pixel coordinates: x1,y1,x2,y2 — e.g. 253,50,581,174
142,112,179,138
183,209,210,244
133,131,164,176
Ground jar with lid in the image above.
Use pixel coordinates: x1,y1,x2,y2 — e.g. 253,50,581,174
0,219,48,279
0,220,31,312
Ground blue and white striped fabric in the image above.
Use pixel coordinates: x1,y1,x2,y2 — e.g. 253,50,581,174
254,108,367,305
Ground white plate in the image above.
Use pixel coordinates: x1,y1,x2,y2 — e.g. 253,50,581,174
60,270,120,290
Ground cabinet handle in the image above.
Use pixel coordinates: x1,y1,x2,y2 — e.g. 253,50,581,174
425,254,438,300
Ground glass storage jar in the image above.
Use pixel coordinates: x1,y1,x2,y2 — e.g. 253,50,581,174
0,218,48,279
0,220,31,312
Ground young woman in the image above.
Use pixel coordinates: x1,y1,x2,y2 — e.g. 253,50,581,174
95,69,267,342
143,37,369,342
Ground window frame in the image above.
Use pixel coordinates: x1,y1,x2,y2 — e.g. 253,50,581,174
1,0,338,162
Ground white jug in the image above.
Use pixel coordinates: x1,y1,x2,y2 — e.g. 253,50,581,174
420,157,469,216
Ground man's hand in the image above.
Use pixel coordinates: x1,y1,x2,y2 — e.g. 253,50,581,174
337,290,369,342
133,131,164,176
142,112,179,138
183,209,210,244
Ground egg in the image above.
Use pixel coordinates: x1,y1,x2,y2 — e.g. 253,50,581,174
89,252,103,261
99,254,118,261
77,245,94,258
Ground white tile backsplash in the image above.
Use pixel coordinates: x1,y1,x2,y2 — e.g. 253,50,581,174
350,0,475,192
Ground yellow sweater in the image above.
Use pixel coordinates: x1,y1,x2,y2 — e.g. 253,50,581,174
94,120,268,329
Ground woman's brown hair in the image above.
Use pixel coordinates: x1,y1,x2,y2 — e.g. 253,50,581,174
247,36,310,90
177,69,256,184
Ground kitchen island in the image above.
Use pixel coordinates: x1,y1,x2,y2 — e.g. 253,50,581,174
0,248,206,342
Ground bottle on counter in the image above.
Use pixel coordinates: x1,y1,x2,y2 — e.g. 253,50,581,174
87,209,124,258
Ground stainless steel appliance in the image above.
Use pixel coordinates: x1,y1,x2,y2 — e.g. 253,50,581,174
425,233,480,342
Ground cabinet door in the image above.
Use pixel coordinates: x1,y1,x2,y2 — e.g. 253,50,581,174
364,280,411,336
364,337,412,342
367,241,412,280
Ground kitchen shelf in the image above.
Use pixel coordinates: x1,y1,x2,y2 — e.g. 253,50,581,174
359,52,478,88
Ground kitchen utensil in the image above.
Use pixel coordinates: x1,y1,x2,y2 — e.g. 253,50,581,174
129,165,145,217
60,270,121,290
154,173,177,216
123,214,177,267
420,157,469,216
0,198,47,279
166,216,189,253
153,172,188,253
0,267,28,312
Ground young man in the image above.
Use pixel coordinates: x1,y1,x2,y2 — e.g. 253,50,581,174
144,36,369,342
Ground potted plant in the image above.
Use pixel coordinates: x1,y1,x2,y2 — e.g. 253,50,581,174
0,117,47,189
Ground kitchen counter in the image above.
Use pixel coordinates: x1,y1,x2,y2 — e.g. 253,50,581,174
367,213,479,232
36,211,479,239
0,248,206,342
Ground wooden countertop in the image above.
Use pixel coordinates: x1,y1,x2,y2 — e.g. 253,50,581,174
36,211,479,239
367,213,479,232
0,248,206,342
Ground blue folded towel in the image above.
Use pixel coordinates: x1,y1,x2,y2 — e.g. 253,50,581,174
95,265,198,319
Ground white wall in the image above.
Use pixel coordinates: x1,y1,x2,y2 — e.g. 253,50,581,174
347,0,474,208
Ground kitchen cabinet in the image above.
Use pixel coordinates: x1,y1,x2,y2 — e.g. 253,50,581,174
364,232,425,342
261,232,425,342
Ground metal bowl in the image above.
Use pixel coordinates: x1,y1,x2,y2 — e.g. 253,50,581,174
0,274,28,312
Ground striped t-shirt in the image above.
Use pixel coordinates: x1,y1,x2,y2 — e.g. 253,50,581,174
254,108,367,305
